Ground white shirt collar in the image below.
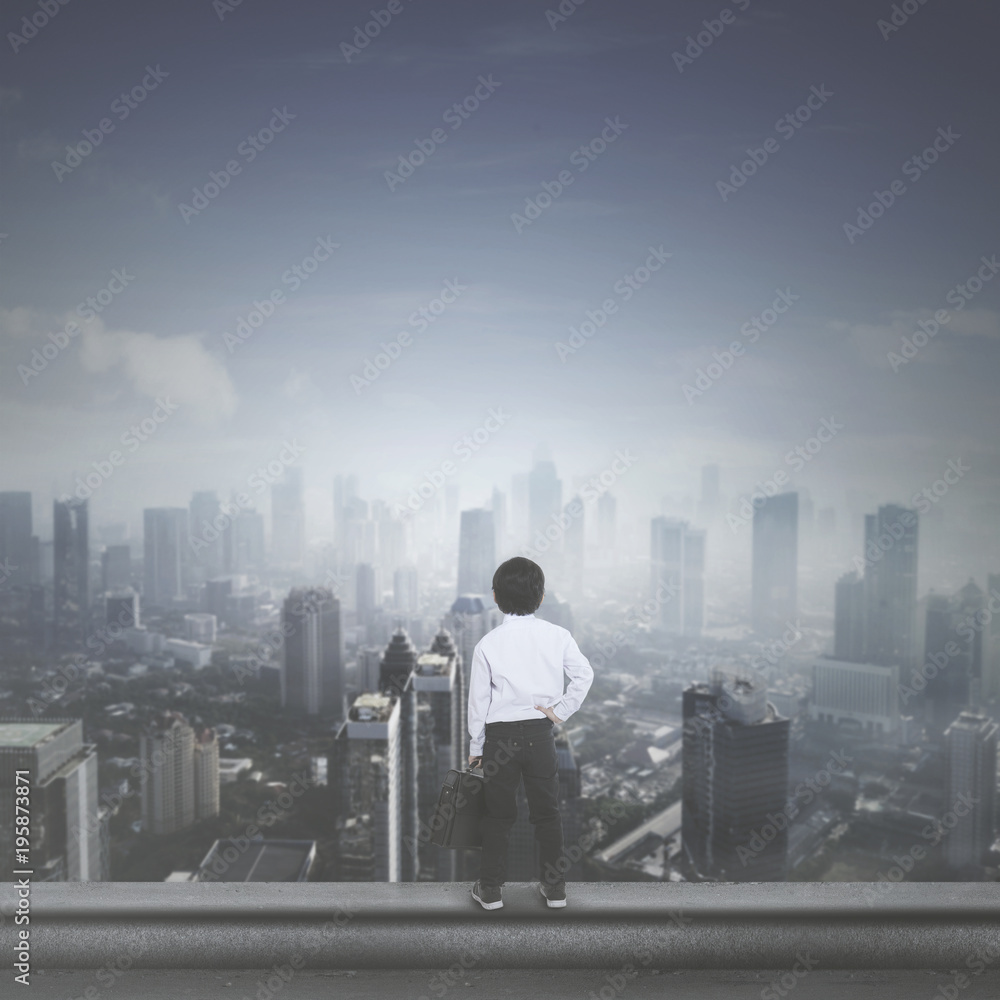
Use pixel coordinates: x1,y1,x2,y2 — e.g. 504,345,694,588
502,612,536,623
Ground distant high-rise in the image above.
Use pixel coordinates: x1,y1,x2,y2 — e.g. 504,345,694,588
650,518,705,635
271,466,305,566
105,589,139,631
562,495,585,597
143,508,187,608
356,563,377,626
281,587,343,717
101,544,131,592
380,628,418,699
862,504,918,669
0,492,33,589
223,503,265,574
53,498,89,642
528,460,562,549
943,710,997,871
446,595,498,693
140,712,218,836
491,487,507,559
457,508,495,598
0,718,102,880
751,492,798,637
833,570,865,661
510,473,529,546
984,573,1000,703
394,565,418,615
189,491,224,580
682,674,790,881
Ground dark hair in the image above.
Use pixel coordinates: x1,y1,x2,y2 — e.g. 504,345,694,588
492,557,544,615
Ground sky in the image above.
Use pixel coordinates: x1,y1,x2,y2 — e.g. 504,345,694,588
1,0,998,544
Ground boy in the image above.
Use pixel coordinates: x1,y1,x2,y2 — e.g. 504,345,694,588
467,556,594,910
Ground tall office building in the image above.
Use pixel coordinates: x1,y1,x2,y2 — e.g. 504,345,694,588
650,518,705,636
528,460,562,550
562,495,585,597
445,595,498,693
751,492,798,638
281,587,343,717
510,472,529,547
271,466,305,566
329,692,409,881
682,674,790,881
410,638,465,881
101,544,131,592
0,719,102,881
53,498,89,642
143,508,187,608
380,628,418,699
223,503,265,574
394,565,418,615
863,504,918,670
984,573,1000,703
0,492,34,589
833,571,866,662
457,508,495,598
140,712,218,836
105,589,139,631
943,711,997,871
189,491,224,580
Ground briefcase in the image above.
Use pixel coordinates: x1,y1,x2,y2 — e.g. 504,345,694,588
429,765,486,849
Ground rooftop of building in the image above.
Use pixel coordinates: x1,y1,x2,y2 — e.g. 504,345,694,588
0,718,75,748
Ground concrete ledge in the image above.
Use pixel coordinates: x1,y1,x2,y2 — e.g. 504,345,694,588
2,881,999,970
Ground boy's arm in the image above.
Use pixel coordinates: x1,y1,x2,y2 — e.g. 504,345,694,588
467,642,491,757
550,633,594,723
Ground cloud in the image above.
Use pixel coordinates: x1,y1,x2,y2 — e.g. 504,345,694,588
79,320,238,422
0,87,22,110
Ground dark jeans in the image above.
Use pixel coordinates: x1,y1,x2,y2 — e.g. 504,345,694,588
478,717,564,890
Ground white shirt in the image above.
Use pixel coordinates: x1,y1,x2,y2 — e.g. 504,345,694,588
467,612,594,756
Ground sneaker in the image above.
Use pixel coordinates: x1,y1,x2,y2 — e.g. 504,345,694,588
471,880,503,910
538,881,567,908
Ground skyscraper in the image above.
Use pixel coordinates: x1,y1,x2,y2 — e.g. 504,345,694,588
984,573,1000,703
943,710,997,871
0,718,102,880
101,544,131,592
271,465,305,566
140,712,218,836
380,628,418,699
53,498,89,642
0,491,33,589
143,508,187,608
457,508,495,598
650,517,705,635
863,504,918,670
597,492,616,559
562,495,585,598
328,692,406,881
682,674,790,881
491,486,507,559
751,492,798,638
281,587,343,717
833,570,865,661
189,491,224,580
528,459,562,550
356,562,377,627
394,565,418,615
